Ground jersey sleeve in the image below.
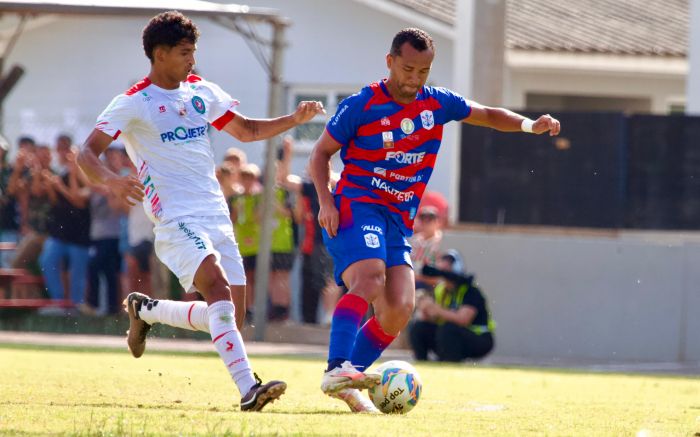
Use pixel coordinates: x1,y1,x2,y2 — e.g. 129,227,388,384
95,94,137,140
325,93,365,146
198,80,240,130
435,87,472,122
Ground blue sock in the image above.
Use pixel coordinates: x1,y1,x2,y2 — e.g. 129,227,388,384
327,293,368,371
350,316,396,371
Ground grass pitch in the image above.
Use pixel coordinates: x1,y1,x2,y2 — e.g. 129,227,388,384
0,345,699,436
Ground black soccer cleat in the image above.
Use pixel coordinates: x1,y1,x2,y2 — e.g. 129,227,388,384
240,373,287,412
124,292,152,358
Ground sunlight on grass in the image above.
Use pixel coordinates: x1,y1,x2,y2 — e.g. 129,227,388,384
0,346,698,436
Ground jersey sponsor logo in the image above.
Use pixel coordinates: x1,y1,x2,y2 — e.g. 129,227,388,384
389,172,422,183
364,233,380,248
400,118,415,134
361,224,383,235
141,92,152,102
420,110,434,130
160,125,207,143
382,131,394,149
371,177,415,202
192,96,206,114
177,221,207,250
385,151,425,165
373,167,387,176
331,104,349,126
380,117,391,126
159,105,166,113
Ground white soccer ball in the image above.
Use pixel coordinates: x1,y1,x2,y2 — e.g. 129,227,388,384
368,360,422,414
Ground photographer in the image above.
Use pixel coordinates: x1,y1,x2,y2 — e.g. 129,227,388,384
410,250,495,362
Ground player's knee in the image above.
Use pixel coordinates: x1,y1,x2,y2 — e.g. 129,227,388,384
347,270,386,300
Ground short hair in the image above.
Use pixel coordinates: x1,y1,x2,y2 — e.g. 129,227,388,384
142,11,199,63
17,136,35,146
390,28,434,57
56,133,72,145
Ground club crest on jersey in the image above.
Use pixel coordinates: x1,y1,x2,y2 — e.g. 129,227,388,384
382,131,394,149
420,110,434,130
400,118,415,134
364,233,380,248
192,96,206,114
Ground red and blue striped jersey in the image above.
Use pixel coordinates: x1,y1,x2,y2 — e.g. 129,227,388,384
326,80,471,235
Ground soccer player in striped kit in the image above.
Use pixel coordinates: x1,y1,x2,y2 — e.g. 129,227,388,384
309,28,560,413
78,11,324,412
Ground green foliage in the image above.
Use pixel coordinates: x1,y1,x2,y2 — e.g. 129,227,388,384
0,347,699,436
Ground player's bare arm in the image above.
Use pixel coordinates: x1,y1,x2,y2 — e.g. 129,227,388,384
222,101,325,142
465,101,561,136
308,129,342,238
77,129,145,206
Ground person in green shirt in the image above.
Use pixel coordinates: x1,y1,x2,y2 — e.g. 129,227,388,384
410,250,495,362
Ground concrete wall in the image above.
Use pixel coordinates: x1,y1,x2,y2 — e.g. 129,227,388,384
443,228,700,363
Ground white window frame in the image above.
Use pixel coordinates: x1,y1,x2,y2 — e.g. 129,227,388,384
287,84,361,153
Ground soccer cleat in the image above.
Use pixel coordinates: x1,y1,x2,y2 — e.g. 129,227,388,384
329,388,380,414
123,292,152,358
320,360,381,394
240,373,287,412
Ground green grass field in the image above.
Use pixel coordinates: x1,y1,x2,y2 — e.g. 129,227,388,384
1,345,699,436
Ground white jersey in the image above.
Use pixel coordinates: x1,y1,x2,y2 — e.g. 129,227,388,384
95,75,238,224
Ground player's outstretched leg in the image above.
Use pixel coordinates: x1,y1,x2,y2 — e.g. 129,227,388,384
321,360,381,394
329,388,379,414
240,373,287,412
124,292,152,358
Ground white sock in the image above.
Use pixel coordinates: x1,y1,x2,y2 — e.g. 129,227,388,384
137,298,209,333
208,300,256,396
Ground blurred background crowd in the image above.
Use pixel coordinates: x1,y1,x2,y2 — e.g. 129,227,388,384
0,132,476,337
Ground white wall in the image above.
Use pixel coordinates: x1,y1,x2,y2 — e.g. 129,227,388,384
507,70,686,113
443,228,700,363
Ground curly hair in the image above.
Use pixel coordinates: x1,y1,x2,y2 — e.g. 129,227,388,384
142,11,200,63
390,28,434,57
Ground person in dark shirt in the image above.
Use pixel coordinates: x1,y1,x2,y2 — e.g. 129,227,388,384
39,141,91,304
410,250,495,362
0,136,19,267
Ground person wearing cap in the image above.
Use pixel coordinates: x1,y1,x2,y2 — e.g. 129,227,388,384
410,250,495,362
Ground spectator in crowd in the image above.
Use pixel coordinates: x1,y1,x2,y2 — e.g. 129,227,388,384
409,205,444,290
276,136,340,324
125,196,155,298
230,163,261,318
216,163,240,207
39,139,91,304
222,147,246,195
410,250,495,362
0,135,19,268
8,142,52,274
85,144,129,314
267,149,296,322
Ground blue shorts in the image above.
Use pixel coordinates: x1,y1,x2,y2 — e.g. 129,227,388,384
323,199,413,286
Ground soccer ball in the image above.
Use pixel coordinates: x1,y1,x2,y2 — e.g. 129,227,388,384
368,360,422,414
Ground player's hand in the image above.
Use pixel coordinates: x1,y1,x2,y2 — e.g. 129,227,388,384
318,201,339,238
292,101,326,125
107,174,145,206
532,114,561,136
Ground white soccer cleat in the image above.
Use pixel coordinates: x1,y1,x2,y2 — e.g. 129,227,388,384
330,388,380,414
320,360,381,394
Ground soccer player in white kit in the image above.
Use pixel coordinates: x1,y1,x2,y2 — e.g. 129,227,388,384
77,11,325,412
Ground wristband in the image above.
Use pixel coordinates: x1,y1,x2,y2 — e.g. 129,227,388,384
521,118,535,133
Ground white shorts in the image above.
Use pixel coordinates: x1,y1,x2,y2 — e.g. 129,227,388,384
153,215,246,293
